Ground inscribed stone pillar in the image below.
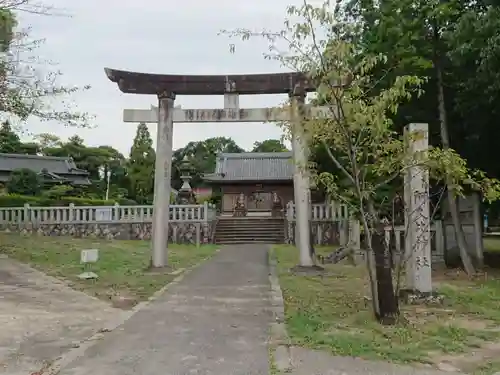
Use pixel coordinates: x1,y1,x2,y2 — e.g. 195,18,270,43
404,123,432,294
151,92,175,268
290,88,313,267
403,142,415,289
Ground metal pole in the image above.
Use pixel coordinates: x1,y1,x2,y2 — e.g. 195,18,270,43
151,92,175,268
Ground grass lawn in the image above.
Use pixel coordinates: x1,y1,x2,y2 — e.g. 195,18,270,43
484,236,500,253
0,233,218,303
273,244,500,374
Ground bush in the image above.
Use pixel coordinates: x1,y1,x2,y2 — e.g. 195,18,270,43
116,198,138,205
206,192,222,206
6,169,42,196
0,194,42,207
0,194,138,207
41,185,74,199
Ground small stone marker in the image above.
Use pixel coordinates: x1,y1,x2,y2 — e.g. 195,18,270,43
78,249,99,280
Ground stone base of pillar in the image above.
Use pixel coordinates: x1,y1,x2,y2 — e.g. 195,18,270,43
398,288,444,306
144,262,174,274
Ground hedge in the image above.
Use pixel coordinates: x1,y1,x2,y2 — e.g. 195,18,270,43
0,194,138,207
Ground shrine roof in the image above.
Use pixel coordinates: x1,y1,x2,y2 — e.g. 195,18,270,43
203,152,294,182
104,68,316,95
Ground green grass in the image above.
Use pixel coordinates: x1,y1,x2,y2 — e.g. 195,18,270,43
484,237,500,253
0,233,218,302
273,244,500,367
473,360,500,375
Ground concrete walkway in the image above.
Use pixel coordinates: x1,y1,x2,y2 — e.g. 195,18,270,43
57,244,271,375
0,255,121,375
288,346,463,375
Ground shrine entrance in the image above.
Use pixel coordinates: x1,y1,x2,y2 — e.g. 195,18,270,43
105,68,328,268
247,192,272,211
220,191,273,216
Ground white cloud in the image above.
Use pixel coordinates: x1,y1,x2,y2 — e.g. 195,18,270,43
15,0,301,155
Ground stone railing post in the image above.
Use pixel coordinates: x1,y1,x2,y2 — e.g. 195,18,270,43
23,203,30,224
68,203,75,222
349,220,363,264
202,201,209,244
434,220,445,266
196,223,201,248
339,219,348,246
113,203,120,221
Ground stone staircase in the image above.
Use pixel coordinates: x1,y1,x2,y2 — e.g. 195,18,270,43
214,216,285,244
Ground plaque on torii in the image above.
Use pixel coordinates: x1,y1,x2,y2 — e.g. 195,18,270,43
105,68,330,269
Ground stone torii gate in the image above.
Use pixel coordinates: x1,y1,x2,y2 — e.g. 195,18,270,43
104,68,328,268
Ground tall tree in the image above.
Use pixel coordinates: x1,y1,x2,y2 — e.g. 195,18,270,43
0,120,21,153
0,8,15,52
34,133,61,150
128,123,156,203
252,139,289,152
347,0,490,273
171,137,244,189
18,142,39,155
0,121,40,154
445,3,500,178
226,0,500,323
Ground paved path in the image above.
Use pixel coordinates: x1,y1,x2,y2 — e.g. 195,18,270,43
0,255,120,375
57,244,271,375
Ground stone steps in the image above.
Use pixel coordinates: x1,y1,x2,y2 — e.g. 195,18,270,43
214,216,285,244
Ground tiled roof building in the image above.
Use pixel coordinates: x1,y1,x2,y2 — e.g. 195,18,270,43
0,153,91,186
203,151,314,215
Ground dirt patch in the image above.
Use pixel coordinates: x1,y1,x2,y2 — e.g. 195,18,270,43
447,317,498,332
0,257,122,375
431,342,500,374
288,346,459,375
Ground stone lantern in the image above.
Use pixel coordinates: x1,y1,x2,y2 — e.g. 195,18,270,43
176,155,196,204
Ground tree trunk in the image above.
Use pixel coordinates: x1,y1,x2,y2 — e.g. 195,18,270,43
431,19,476,275
435,58,476,275
372,226,399,325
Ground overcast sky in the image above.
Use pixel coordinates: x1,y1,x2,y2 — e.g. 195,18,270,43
13,0,308,155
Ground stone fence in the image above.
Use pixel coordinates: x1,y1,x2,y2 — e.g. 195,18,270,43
284,200,446,266
284,201,351,246
0,203,217,245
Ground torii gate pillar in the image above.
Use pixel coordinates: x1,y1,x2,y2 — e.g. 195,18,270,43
290,89,313,266
151,92,175,268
